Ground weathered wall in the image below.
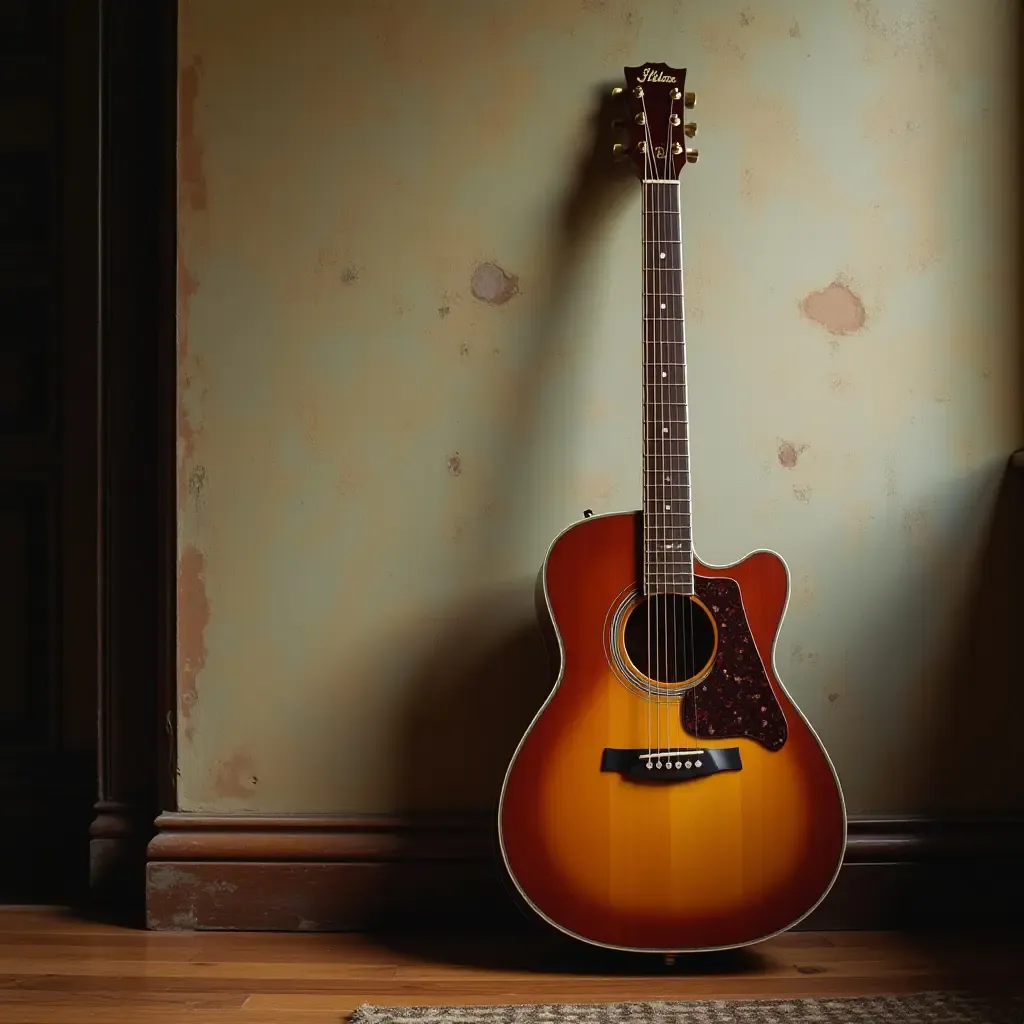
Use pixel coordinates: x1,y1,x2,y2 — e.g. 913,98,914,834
177,0,1021,816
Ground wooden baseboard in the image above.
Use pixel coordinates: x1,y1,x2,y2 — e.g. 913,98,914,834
146,812,1024,932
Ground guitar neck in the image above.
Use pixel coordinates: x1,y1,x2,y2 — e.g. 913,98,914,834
642,179,693,596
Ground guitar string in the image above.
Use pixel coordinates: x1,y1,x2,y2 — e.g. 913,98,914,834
640,93,655,766
664,94,696,742
680,146,698,742
663,100,678,757
639,92,662,763
672,119,698,743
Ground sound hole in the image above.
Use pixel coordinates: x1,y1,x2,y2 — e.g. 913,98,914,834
623,595,716,685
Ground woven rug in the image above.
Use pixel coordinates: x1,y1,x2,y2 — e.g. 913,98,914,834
350,994,1024,1024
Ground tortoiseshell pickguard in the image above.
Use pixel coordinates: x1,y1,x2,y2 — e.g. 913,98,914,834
681,575,788,751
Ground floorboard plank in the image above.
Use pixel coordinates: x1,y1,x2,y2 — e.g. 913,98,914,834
0,909,1020,1023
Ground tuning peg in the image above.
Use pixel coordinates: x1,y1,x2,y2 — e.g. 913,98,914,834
612,142,629,161
684,91,696,109
686,148,699,163
684,122,697,138
611,86,624,97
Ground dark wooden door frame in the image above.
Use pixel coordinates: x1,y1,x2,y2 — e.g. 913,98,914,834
87,0,178,924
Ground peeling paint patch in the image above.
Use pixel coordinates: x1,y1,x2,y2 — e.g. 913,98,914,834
446,453,462,476
800,280,866,335
188,464,207,509
471,262,519,305
179,58,207,212
178,545,210,742
150,866,200,893
739,9,752,27
177,253,200,472
777,441,807,468
212,751,258,799
793,485,812,504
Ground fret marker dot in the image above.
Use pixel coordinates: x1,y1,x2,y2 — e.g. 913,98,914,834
659,252,666,259
665,504,670,511
661,371,667,378
660,303,666,309
662,427,668,434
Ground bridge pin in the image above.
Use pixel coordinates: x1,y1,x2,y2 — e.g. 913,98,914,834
656,761,663,769
675,761,682,769
695,759,702,768
685,761,692,769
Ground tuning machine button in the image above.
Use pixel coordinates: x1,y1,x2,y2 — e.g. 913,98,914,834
612,143,628,161
684,122,698,138
686,148,699,164
684,91,696,109
611,86,624,97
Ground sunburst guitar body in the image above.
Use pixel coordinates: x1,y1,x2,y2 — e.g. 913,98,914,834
496,64,846,954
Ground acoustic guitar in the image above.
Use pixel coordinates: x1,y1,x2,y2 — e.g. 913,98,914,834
497,63,847,954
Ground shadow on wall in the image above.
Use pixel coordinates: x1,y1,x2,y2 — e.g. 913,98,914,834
318,82,639,939
922,454,1024,816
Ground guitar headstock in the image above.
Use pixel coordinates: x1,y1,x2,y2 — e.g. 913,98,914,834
612,63,698,180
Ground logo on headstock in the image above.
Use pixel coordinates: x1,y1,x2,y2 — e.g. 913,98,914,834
638,67,677,84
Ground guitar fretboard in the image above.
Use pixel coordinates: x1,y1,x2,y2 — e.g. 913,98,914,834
642,180,692,595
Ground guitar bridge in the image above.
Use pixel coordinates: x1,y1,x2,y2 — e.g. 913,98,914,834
600,746,742,782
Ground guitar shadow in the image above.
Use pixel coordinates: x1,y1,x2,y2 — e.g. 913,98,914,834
355,83,765,977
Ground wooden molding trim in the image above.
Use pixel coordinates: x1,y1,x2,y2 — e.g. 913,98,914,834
146,813,1024,932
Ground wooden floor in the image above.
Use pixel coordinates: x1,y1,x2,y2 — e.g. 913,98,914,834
0,909,1022,1023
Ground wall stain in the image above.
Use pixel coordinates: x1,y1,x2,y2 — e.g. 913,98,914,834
340,265,360,284
789,20,801,37
212,751,258,799
178,544,209,743
739,9,752,27
471,262,519,305
777,441,807,468
179,58,207,213
446,452,462,476
177,253,200,472
800,280,866,335
458,342,469,357
793,485,812,504
438,305,450,318
828,692,840,703
188,464,207,509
